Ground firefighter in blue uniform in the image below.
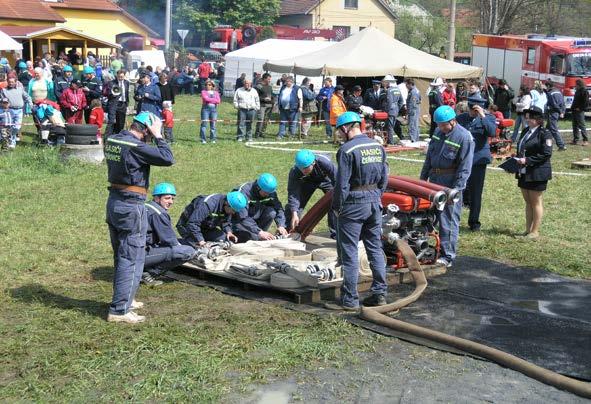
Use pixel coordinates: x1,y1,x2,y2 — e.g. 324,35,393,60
81,66,103,123
141,182,196,286
544,80,566,151
54,65,74,100
428,78,445,137
232,174,288,242
326,112,389,311
286,149,337,238
105,111,174,324
405,78,422,142
420,106,474,268
457,95,497,231
176,191,248,247
381,75,404,144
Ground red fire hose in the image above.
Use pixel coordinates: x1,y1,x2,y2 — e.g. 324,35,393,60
393,176,460,204
293,190,333,241
387,177,447,209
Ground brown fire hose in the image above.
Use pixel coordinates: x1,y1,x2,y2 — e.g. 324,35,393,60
360,239,591,399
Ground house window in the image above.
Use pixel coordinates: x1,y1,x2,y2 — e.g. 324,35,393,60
345,0,358,9
333,26,351,40
527,47,536,65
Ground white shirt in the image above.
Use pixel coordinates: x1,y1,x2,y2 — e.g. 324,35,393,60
233,87,260,110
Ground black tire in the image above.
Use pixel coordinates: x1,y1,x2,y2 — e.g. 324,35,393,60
66,124,98,137
65,134,98,145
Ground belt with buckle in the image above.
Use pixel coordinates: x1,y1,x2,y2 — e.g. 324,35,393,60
109,183,148,195
351,184,378,191
430,168,457,175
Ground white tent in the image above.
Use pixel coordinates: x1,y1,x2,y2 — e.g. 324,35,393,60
264,27,482,80
223,39,334,96
0,30,22,51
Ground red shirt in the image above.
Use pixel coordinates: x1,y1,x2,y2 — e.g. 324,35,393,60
198,62,212,79
89,107,105,129
162,109,174,128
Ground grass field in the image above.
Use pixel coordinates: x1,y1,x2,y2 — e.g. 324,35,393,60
1,95,590,401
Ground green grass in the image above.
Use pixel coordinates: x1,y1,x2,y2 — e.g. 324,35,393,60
0,96,590,401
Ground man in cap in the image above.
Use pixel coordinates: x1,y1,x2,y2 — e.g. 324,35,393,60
176,191,247,247
105,112,174,323
81,66,102,123
286,149,337,238
363,80,382,110
142,182,196,286
544,80,566,151
134,73,162,117
325,111,389,311
316,78,335,139
428,77,445,137
405,78,422,142
457,95,497,231
54,65,74,100
380,74,404,144
231,174,287,242
420,106,474,268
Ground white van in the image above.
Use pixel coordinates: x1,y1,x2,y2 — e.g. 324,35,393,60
128,50,167,80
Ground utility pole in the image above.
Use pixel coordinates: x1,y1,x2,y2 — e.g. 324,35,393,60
165,0,172,51
447,0,456,61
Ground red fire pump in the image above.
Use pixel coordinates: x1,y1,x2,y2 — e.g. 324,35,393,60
293,176,459,269
491,118,515,158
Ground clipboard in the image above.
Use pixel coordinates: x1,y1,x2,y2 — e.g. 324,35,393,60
499,157,520,174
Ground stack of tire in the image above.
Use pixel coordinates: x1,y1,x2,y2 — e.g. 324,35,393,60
65,124,99,145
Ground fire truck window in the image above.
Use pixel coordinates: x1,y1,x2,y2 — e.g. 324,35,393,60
567,53,591,76
550,54,565,75
527,48,536,65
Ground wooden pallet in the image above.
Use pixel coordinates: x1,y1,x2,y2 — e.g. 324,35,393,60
571,160,591,170
178,261,446,305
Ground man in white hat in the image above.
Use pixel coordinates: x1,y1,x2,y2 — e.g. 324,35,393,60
380,74,404,144
428,77,445,137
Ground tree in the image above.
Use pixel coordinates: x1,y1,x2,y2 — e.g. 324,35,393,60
395,11,448,54
477,0,536,34
210,0,280,27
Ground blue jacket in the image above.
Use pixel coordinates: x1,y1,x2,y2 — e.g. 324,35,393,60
54,76,73,100
457,112,497,166
145,200,180,248
135,83,162,116
278,85,301,111
406,87,421,114
287,154,336,212
81,76,102,102
332,134,388,212
176,193,233,245
317,86,335,112
546,89,565,114
105,131,174,192
420,124,474,190
233,181,286,233
383,86,404,116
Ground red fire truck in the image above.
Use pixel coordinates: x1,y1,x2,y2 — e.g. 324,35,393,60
210,25,339,53
472,34,591,109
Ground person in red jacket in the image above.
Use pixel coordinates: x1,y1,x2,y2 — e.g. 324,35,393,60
197,58,212,92
88,98,105,143
60,79,86,124
161,100,174,143
442,82,457,109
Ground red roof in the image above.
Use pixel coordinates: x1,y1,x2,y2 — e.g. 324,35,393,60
50,0,120,11
0,0,65,22
0,26,52,37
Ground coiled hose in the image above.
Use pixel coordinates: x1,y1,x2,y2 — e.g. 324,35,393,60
359,240,591,399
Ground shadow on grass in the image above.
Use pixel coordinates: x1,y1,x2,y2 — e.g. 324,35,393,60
91,266,113,282
9,284,107,318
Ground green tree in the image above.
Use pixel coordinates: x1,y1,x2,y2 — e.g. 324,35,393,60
210,0,280,27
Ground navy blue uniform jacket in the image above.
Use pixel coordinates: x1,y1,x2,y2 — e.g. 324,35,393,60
145,200,179,248
233,181,286,233
286,153,336,212
457,112,497,166
333,134,388,212
176,194,233,244
515,126,553,182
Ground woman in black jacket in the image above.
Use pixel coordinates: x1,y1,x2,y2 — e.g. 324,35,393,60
515,106,552,240
571,79,588,146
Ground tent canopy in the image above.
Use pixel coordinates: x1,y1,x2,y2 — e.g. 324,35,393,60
0,30,22,52
264,27,482,80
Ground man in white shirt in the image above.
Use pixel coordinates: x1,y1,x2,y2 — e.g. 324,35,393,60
233,79,260,142
277,76,303,140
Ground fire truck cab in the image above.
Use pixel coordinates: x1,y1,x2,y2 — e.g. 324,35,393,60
472,34,591,110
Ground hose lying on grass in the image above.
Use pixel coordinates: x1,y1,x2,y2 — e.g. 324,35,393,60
359,239,591,399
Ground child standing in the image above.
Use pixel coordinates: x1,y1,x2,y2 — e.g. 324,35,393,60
0,97,13,149
162,101,174,143
88,98,105,143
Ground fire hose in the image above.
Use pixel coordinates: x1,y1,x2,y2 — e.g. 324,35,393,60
359,240,591,399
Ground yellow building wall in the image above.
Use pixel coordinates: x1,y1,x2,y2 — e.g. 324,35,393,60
313,0,396,37
55,9,153,47
0,19,55,27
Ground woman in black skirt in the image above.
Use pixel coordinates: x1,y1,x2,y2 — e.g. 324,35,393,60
515,106,553,239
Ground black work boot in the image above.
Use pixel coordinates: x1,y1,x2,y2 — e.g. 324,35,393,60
141,272,163,286
362,294,387,307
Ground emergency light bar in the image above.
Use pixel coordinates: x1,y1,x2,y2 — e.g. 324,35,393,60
573,39,591,47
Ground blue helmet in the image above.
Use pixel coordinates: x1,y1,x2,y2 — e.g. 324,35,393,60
257,173,277,193
227,191,248,212
336,111,362,128
433,105,456,123
133,111,154,126
0,58,7,65
62,65,73,73
18,62,27,69
83,66,95,75
152,182,176,196
295,149,316,169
